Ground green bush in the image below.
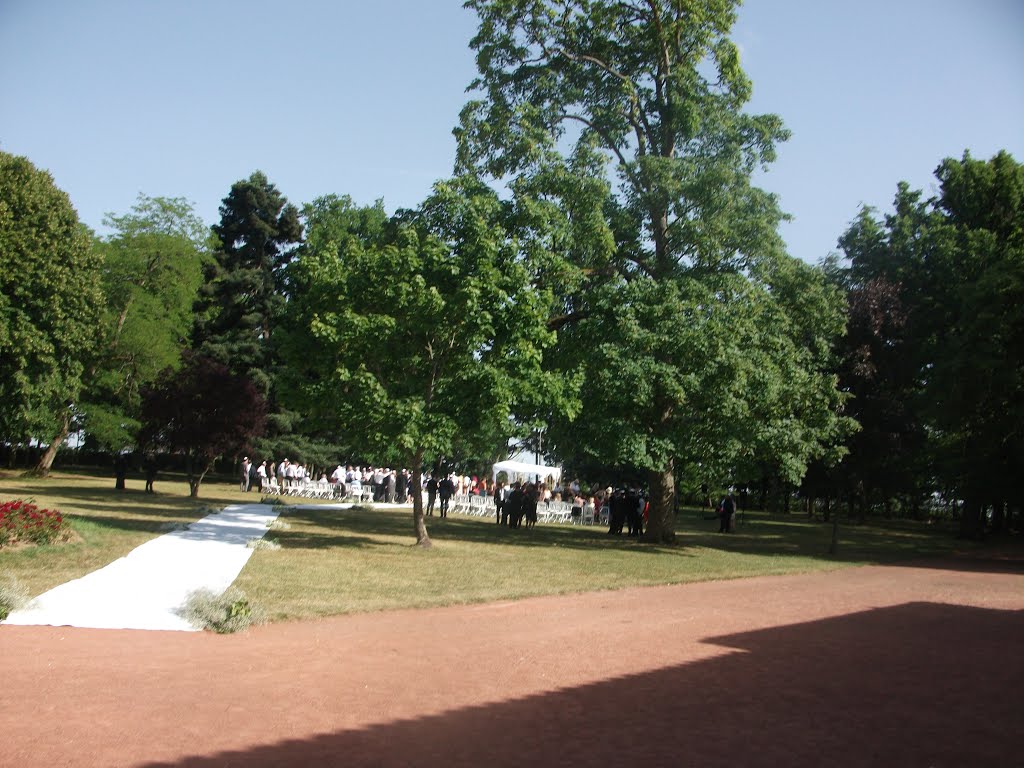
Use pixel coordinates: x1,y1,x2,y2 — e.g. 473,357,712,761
177,587,265,633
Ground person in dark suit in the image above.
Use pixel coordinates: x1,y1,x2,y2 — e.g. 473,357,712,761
426,475,438,516
608,488,626,535
396,469,409,503
719,493,736,533
524,483,539,529
626,488,642,536
438,475,455,518
386,470,397,503
506,482,524,528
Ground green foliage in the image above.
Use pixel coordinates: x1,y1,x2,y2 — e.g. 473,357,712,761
80,195,210,451
834,150,1023,533
177,587,265,633
462,0,852,540
283,181,566,470
193,171,302,396
0,151,103,442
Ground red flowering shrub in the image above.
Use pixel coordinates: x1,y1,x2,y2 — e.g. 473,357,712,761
0,499,68,548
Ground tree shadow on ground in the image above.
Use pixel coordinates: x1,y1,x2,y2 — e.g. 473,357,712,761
281,504,684,554
276,504,973,567
140,601,1024,768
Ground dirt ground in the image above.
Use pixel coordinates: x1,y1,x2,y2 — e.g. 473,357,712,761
3,556,1022,768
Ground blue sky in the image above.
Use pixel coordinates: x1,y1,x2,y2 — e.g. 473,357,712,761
2,0,1022,264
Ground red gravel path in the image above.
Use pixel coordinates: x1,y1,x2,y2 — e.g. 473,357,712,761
3,558,1022,767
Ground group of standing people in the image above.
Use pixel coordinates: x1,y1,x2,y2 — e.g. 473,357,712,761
493,481,540,529
604,487,648,536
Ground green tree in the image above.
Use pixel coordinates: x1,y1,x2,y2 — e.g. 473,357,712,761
281,180,565,546
66,195,210,463
461,0,851,541
0,151,103,467
836,150,1023,537
193,171,302,394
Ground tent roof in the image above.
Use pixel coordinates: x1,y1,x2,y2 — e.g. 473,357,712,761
492,459,562,481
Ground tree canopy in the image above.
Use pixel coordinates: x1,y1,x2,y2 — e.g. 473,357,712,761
460,0,852,540
79,194,210,453
0,151,103,455
282,179,567,545
835,150,1023,535
193,171,302,395
139,352,266,497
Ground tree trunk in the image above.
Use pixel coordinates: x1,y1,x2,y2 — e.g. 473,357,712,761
186,455,209,498
642,463,676,544
828,511,840,555
33,409,72,477
958,496,983,539
768,474,782,514
410,449,432,548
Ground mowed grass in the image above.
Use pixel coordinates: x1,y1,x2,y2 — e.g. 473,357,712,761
242,499,966,621
2,469,971,622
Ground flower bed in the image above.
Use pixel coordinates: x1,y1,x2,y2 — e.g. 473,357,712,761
0,499,68,548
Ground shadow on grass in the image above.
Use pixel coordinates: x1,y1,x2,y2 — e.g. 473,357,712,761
280,504,689,555
138,601,1024,768
270,503,973,568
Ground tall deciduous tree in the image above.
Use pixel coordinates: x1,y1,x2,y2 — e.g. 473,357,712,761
139,353,266,497
839,150,1023,536
70,195,209,461
0,151,103,467
281,180,566,546
461,0,851,541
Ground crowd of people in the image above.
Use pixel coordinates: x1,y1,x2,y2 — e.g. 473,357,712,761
239,457,735,535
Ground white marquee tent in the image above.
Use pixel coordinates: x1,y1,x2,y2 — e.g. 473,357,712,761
492,459,562,485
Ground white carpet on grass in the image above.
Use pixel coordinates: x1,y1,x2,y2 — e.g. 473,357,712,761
3,504,283,632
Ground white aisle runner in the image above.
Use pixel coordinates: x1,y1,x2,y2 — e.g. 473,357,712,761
3,504,281,631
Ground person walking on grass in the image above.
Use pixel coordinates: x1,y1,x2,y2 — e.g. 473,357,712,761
719,492,736,533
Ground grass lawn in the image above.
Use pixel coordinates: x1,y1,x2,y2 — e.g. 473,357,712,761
0,468,255,597
1,468,973,623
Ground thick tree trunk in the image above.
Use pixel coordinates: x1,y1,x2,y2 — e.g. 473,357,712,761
33,410,72,477
411,449,432,548
642,463,676,544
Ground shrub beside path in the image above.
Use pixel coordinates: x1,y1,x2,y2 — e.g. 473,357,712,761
3,504,283,630
2,550,1022,767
